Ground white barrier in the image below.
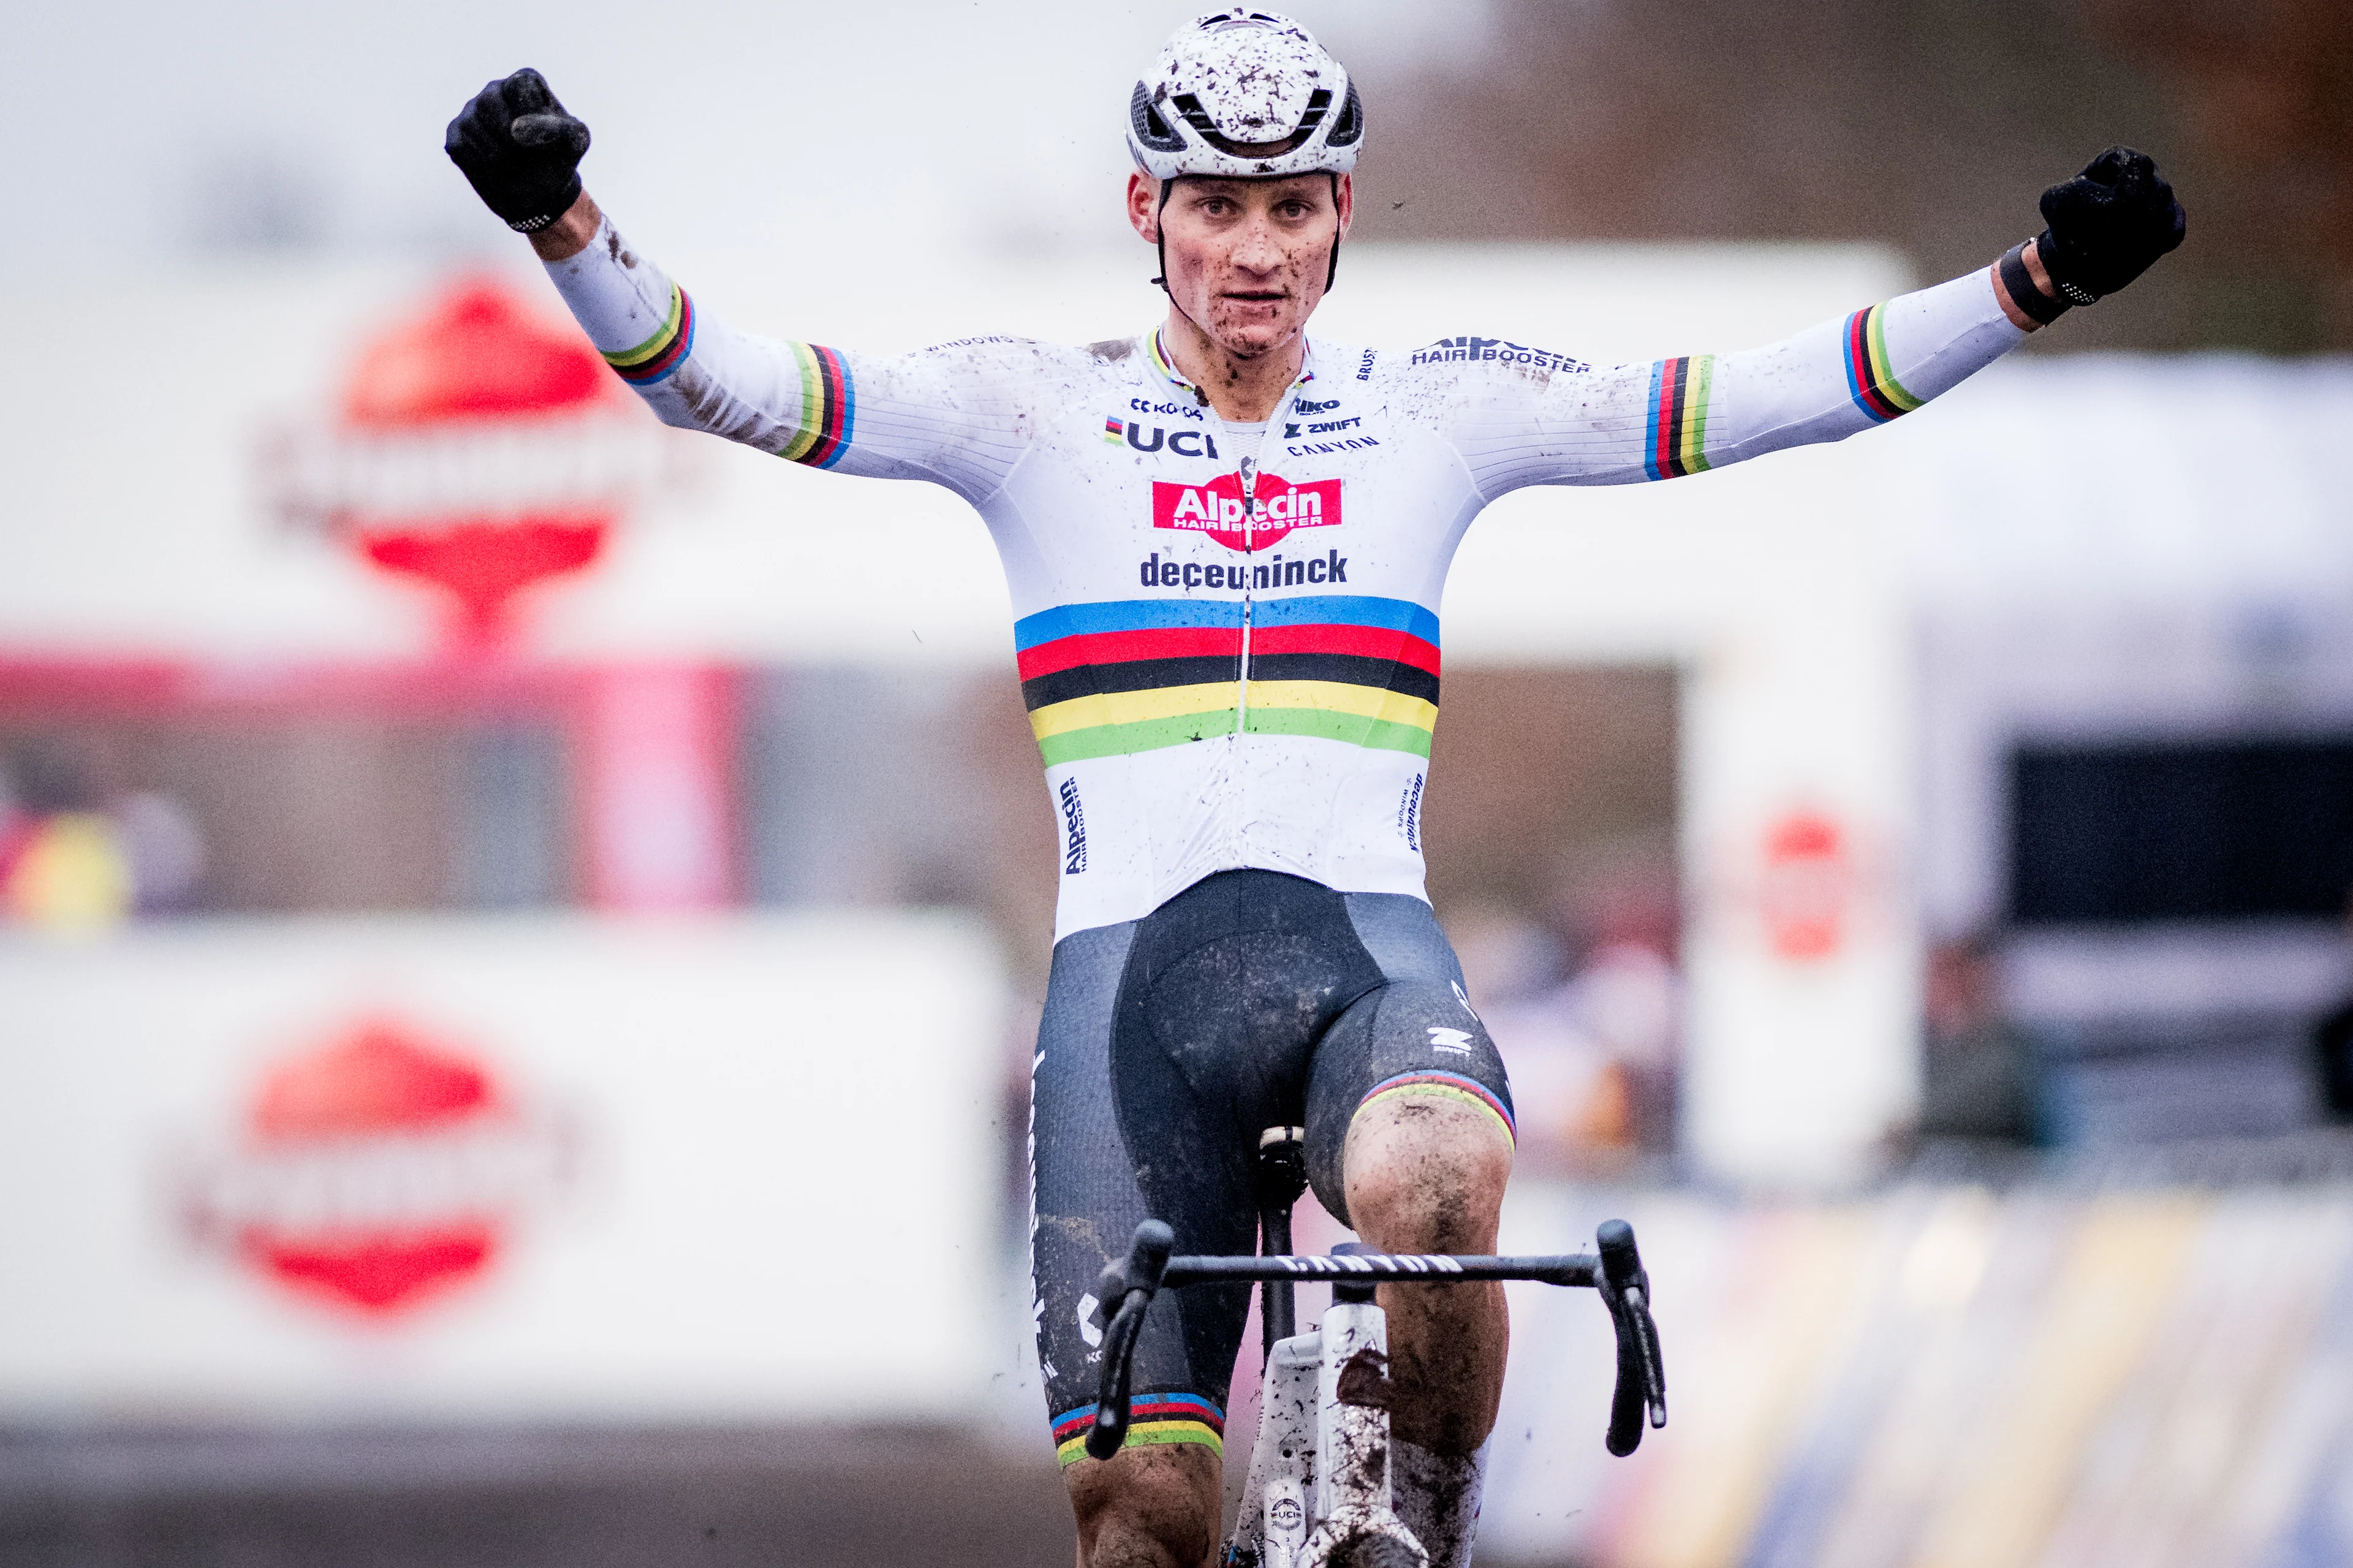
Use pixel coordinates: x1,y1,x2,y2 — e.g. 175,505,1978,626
0,913,1006,1423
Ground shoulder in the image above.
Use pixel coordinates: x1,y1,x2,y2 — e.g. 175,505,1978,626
907,334,1131,377
863,333,1146,400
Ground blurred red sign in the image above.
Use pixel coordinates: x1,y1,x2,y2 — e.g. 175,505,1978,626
184,1017,569,1316
263,277,670,642
1757,811,1852,961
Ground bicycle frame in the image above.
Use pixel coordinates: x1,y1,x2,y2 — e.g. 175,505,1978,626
1083,1216,1667,1567
1232,1265,1412,1566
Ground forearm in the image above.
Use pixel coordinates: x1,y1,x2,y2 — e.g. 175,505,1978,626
532,196,1031,497
1457,249,2045,494
535,195,846,461
1697,257,2028,469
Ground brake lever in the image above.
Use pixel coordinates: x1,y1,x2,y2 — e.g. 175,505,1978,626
1594,1218,1667,1456
1085,1219,1175,1460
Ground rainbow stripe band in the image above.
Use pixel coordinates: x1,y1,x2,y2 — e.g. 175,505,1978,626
1015,596,1442,766
1051,1393,1225,1467
1148,328,1189,389
602,285,697,387
778,342,855,468
1842,305,1923,425
1643,354,1715,479
1357,1069,1517,1145
1104,415,1126,444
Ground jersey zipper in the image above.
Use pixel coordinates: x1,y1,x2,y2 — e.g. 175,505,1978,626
1219,358,1308,866
1158,329,1311,868
1223,371,1306,731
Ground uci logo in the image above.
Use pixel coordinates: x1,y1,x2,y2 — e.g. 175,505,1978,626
1103,417,1221,458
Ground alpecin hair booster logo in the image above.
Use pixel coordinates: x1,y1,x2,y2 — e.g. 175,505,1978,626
1152,472,1342,553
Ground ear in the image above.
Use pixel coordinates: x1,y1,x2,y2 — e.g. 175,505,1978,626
1126,172,1161,243
1334,173,1354,241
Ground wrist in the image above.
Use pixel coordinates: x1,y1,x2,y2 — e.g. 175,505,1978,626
529,189,602,261
1995,237,2067,330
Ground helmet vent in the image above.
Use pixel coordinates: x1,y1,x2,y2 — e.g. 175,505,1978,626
1325,82,1364,148
1130,81,1186,153
1170,89,1325,161
1169,93,1221,137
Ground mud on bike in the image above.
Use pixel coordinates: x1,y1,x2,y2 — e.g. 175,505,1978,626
1082,1127,1668,1568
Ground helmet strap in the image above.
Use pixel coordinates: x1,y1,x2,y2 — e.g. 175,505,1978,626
1324,172,1341,292
1151,176,1180,294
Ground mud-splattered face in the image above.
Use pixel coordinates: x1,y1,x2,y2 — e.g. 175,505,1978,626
1127,171,1352,362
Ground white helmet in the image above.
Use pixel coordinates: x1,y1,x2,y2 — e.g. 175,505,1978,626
1127,9,1365,182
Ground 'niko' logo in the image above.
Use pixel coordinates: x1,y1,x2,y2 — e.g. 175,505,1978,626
1151,473,1343,553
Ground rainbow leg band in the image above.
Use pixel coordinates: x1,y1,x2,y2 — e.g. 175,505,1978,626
1051,1394,1225,1467
1356,1070,1517,1146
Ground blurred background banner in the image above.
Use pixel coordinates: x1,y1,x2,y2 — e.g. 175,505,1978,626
4,0,2353,1563
0,914,1005,1421
1481,1180,2353,1568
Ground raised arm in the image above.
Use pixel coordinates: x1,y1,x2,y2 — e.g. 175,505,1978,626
1450,148,2185,495
444,69,1029,501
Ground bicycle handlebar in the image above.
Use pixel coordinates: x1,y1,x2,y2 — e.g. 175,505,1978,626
1082,1218,1667,1463
1082,1221,1174,1461
1595,1219,1668,1456
1161,1252,1602,1286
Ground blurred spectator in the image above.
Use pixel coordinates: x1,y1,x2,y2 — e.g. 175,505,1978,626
2311,1002,2353,1123
1920,933,2037,1143
0,748,135,934
112,789,208,914
2308,890,2353,1123
1455,840,1684,1174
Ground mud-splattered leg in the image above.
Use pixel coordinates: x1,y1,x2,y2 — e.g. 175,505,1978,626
1341,1094,1512,1566
1066,1444,1222,1568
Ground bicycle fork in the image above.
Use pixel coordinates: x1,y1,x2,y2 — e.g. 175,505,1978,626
1233,1129,1428,1568
1237,1327,1318,1566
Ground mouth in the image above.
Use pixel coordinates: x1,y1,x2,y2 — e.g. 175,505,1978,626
1222,290,1288,306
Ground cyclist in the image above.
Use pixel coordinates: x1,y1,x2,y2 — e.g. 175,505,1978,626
447,13,2183,1566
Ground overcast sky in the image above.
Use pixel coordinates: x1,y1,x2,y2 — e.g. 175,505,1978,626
4,0,1493,277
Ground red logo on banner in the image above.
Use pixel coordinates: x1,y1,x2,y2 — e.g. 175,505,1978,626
183,1018,569,1316
1757,811,1853,962
1152,473,1342,552
263,278,674,643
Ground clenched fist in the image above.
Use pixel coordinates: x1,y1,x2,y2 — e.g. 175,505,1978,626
445,68,591,233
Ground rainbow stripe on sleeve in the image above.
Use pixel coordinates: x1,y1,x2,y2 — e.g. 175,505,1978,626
1357,1069,1517,1145
1014,596,1442,767
1643,354,1715,479
1051,1393,1225,1466
601,284,697,387
776,342,855,468
1842,304,1923,424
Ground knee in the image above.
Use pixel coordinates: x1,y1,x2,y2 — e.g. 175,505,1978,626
1066,1442,1221,1568
1342,1095,1514,1252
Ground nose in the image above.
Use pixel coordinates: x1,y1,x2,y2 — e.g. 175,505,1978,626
1230,214,1284,277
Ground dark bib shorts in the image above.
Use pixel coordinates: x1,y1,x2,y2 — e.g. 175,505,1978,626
1029,869,1514,1467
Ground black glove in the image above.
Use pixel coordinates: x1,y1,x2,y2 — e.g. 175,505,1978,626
445,68,591,233
2033,146,2185,306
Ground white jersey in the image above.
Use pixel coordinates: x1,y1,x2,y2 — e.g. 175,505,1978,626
546,222,2024,939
